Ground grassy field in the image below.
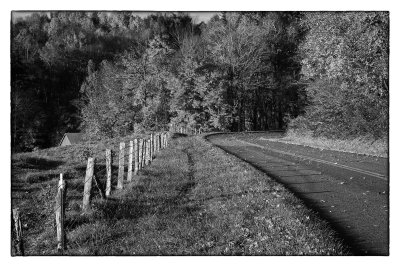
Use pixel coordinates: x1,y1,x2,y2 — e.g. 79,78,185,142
11,133,350,255
271,130,388,158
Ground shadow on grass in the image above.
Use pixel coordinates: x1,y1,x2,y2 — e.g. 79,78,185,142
65,213,91,231
171,133,188,139
13,157,64,170
94,173,201,222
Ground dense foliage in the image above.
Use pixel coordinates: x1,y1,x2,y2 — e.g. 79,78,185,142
11,11,388,151
290,12,389,139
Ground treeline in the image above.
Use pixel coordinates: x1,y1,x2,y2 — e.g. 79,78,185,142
11,11,388,152
12,12,146,151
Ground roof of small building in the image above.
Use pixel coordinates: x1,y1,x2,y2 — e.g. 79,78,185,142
59,133,84,146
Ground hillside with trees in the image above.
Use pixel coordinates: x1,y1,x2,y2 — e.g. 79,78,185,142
11,11,389,152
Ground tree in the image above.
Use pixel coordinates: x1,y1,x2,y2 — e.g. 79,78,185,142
292,12,389,138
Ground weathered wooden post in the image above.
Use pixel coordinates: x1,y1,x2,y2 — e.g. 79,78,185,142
154,133,158,157
145,139,150,165
55,174,66,252
142,139,146,166
149,138,152,161
144,139,148,165
155,134,159,152
140,139,145,168
83,157,94,212
134,139,139,175
159,133,161,150
150,133,154,160
12,208,24,255
148,136,151,162
138,139,143,170
117,142,125,189
127,140,133,182
105,149,112,197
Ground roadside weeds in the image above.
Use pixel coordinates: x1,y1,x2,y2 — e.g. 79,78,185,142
267,130,388,158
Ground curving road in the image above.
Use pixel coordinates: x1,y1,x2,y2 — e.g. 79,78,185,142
207,132,389,255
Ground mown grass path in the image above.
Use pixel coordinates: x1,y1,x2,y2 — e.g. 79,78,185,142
207,132,389,255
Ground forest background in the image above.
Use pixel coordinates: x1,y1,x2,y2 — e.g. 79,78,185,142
11,11,388,152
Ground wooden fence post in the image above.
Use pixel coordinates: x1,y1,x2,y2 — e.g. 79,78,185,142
142,139,146,166
134,139,139,175
105,149,112,197
55,173,66,252
148,138,151,163
154,133,158,157
158,133,161,151
12,208,24,255
117,142,125,189
159,134,161,150
83,157,94,212
127,141,133,182
150,133,154,160
148,138,152,163
141,139,146,168
162,133,165,148
139,139,143,168
145,139,150,165
144,139,148,165
138,139,143,170
155,134,159,152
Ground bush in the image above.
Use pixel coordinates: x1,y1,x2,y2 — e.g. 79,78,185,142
288,78,388,140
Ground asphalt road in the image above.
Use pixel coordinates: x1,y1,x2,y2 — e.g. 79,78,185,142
206,132,389,255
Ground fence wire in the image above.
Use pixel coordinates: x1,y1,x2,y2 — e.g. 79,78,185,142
11,129,204,255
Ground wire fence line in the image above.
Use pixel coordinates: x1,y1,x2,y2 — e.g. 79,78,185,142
11,129,201,255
